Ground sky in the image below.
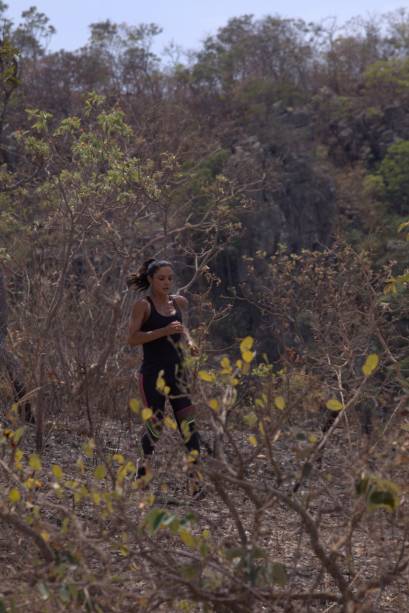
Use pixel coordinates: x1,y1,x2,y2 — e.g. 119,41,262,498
4,0,407,55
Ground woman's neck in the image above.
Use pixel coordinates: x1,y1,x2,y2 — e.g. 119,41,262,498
150,290,170,305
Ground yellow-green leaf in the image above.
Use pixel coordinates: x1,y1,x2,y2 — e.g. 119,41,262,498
242,350,255,364
198,370,215,382
326,399,343,412
243,412,257,427
142,408,153,421
92,492,101,505
51,465,63,480
156,374,166,391
181,420,190,441
274,396,286,410
398,220,409,233
94,464,107,480
83,439,95,457
220,356,231,370
129,398,140,413
113,454,125,464
164,416,177,430
179,529,196,548
248,435,257,447
208,399,219,411
29,454,42,471
240,336,254,353
9,488,21,503
12,427,25,445
362,353,379,377
15,449,24,464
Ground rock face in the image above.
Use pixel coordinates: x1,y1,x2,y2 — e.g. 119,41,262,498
218,134,336,287
211,130,337,348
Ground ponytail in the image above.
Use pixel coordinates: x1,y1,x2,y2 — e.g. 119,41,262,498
127,259,173,291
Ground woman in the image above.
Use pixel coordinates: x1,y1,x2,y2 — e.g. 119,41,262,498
127,259,201,487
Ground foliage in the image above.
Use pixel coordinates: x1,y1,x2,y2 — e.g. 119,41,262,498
1,4,409,611
378,140,409,214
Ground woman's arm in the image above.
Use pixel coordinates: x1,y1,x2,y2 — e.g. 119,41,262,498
127,299,183,347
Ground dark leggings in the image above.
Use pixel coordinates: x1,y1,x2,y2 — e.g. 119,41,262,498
138,369,200,460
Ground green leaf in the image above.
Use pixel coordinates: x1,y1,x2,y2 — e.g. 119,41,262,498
145,508,168,534
368,490,398,511
59,585,71,604
37,582,50,600
356,474,400,512
161,513,178,527
270,562,288,586
367,479,400,512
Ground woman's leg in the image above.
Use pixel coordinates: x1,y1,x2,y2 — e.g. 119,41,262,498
163,370,204,498
167,370,200,456
138,373,166,475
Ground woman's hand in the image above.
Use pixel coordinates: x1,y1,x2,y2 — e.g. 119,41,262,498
163,321,184,336
187,341,199,356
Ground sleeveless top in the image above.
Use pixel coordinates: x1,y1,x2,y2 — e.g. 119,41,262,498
140,296,183,375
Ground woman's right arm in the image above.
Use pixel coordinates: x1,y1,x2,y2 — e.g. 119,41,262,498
127,300,184,346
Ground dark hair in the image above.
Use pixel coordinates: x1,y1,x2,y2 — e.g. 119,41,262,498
127,259,173,291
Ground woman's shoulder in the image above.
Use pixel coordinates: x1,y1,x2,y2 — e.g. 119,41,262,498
172,294,188,310
131,297,151,317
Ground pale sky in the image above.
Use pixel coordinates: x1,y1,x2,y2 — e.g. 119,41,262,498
4,0,407,55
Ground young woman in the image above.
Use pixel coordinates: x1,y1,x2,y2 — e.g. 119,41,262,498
127,259,201,484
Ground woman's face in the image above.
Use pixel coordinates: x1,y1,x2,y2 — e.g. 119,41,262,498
149,266,173,296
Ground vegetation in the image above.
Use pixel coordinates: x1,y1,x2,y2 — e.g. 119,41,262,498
1,3,409,611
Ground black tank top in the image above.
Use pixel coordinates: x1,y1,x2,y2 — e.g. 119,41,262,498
140,296,183,375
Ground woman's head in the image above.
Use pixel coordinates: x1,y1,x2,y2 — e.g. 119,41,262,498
127,259,174,293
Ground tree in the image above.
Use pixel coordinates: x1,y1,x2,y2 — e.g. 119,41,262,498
378,140,409,214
